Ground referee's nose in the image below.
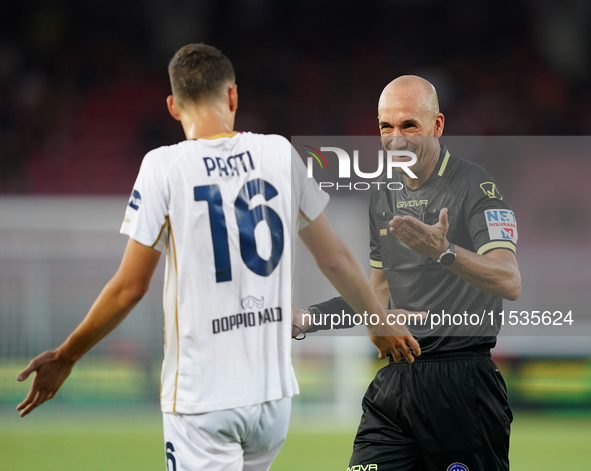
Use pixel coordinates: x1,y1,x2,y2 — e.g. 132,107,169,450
383,134,408,152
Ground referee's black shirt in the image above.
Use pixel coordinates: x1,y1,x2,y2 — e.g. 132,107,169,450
310,145,518,354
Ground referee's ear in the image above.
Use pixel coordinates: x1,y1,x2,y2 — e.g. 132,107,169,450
434,112,445,137
166,95,182,121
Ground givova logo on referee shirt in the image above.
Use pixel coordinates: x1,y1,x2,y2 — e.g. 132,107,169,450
346,465,378,471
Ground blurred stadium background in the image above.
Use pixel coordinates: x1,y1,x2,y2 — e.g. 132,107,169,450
1,1,591,470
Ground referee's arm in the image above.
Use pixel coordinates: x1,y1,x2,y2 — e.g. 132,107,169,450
370,267,391,308
296,267,390,333
447,245,520,301
389,207,521,301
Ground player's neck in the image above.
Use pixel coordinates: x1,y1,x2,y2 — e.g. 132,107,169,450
180,104,235,140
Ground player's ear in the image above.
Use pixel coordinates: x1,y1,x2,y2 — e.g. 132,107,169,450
434,112,445,137
228,84,238,113
167,95,182,121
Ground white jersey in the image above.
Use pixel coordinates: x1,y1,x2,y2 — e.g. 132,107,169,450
290,150,330,274
121,132,295,414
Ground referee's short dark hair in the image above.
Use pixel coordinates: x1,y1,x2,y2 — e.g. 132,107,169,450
168,44,235,103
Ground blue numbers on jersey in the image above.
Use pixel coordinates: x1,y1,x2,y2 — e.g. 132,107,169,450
235,179,284,276
194,179,284,282
194,184,232,282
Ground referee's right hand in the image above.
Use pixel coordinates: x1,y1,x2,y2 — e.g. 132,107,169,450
368,310,424,362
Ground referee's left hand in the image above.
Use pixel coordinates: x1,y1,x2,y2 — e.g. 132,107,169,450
389,207,449,259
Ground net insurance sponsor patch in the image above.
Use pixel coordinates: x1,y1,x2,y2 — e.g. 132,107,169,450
484,209,518,243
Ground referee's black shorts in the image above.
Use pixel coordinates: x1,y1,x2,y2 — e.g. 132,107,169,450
348,351,512,471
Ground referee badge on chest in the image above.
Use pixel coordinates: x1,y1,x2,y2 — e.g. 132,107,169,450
380,228,388,236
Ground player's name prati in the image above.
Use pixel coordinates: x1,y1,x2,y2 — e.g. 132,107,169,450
212,307,283,334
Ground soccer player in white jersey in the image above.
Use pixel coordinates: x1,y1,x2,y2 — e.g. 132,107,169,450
16,44,420,471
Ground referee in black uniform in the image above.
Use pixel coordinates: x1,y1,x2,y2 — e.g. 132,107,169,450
300,76,521,471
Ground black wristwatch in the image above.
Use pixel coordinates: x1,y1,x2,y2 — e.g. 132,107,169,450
436,241,456,266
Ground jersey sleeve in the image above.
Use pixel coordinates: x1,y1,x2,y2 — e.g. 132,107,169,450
291,148,330,231
120,150,170,252
461,165,518,255
369,188,382,269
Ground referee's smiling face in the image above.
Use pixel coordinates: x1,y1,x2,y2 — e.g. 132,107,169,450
378,75,444,184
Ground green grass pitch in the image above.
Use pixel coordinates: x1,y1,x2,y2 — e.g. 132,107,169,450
1,412,590,470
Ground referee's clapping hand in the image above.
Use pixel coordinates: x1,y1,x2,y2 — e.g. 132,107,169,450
390,207,449,259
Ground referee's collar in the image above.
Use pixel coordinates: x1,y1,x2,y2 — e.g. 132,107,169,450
433,144,451,177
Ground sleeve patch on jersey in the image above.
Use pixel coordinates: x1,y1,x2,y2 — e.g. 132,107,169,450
477,240,516,255
370,259,383,269
128,189,142,210
484,209,518,243
480,182,503,200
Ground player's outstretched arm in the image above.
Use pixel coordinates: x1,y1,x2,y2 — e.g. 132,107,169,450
16,239,161,417
299,212,421,361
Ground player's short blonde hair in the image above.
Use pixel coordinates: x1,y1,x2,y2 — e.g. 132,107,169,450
168,43,235,103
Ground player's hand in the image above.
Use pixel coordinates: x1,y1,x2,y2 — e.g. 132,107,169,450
368,309,424,362
16,350,75,417
292,306,311,339
389,208,449,259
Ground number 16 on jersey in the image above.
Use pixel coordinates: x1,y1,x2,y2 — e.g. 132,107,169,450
194,178,284,283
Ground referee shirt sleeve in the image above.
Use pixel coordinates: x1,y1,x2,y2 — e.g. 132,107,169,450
369,187,383,269
462,166,517,256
